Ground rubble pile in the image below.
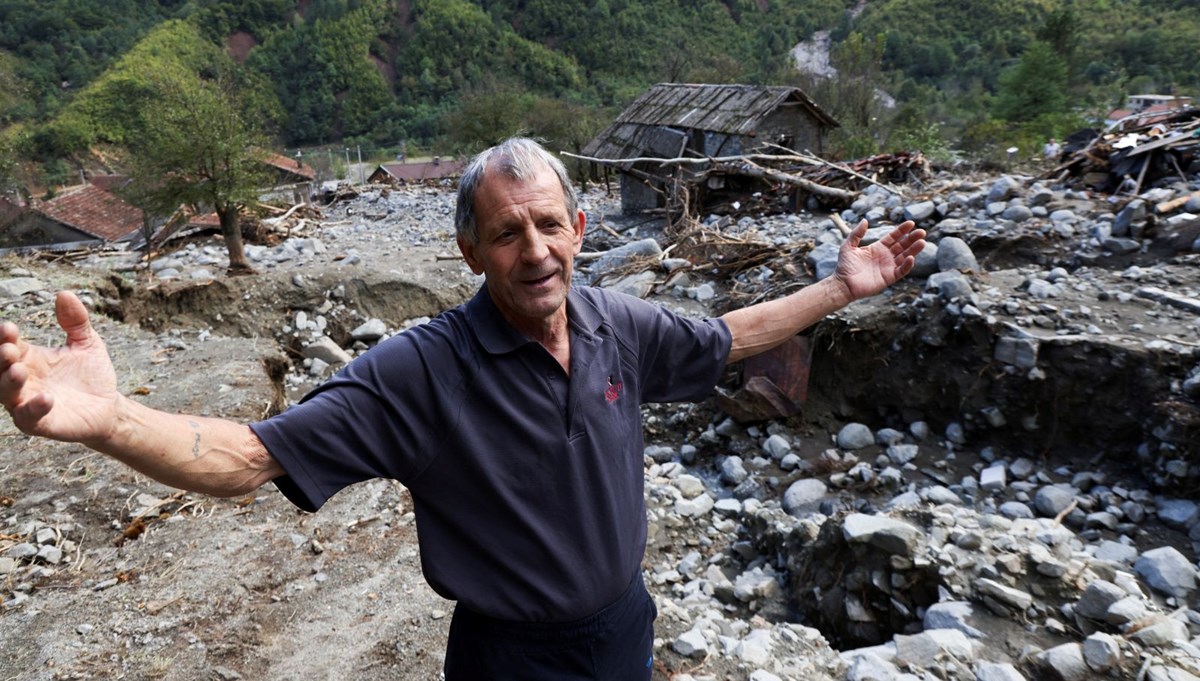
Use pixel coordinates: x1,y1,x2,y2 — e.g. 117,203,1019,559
1049,108,1200,195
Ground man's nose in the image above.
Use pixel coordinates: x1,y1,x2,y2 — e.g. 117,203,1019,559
519,229,550,262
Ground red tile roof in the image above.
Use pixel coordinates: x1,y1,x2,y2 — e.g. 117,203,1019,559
88,174,130,193
1107,103,1192,130
187,212,222,228
371,159,466,182
262,152,317,181
33,184,144,241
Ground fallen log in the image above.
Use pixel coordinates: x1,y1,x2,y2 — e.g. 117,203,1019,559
262,202,308,224
717,159,857,202
1155,192,1199,214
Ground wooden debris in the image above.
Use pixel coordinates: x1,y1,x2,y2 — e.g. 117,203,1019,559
715,336,814,423
563,149,928,220
1156,192,1200,214
709,159,856,202
1043,108,1200,192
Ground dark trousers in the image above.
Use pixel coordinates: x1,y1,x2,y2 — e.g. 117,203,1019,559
443,573,656,680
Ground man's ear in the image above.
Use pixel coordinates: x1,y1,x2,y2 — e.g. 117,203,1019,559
457,235,484,275
572,209,586,256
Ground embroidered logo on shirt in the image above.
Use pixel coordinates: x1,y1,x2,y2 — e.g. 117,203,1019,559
605,376,623,404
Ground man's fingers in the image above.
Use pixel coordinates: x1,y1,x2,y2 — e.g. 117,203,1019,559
843,219,869,250
0,361,32,412
0,321,19,346
55,291,95,347
0,322,27,367
888,224,925,258
1,358,54,433
12,391,54,432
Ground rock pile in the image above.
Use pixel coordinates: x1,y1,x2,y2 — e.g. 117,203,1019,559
0,505,78,612
641,411,1200,680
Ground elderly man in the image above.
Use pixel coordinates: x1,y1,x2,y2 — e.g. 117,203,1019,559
0,138,924,679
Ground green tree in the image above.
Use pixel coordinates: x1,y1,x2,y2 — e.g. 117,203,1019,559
40,20,237,155
0,130,17,196
0,51,33,125
125,71,274,274
524,97,611,185
445,81,531,152
994,41,1069,122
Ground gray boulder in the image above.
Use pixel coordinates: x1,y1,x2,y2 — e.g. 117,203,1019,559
591,238,662,277
1037,643,1089,681
302,336,353,365
0,277,45,298
1034,484,1076,518
936,237,979,272
842,513,922,555
837,423,874,450
927,270,974,302
1135,546,1197,598
987,176,1021,203
923,601,985,639
1001,204,1033,222
976,662,1027,681
904,200,937,222
782,479,828,514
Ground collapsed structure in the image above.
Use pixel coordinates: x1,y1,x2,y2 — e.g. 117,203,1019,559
581,83,840,215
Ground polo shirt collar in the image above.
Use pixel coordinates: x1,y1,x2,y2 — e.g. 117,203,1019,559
465,283,603,355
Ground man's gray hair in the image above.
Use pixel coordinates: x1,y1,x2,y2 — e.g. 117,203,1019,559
455,137,579,243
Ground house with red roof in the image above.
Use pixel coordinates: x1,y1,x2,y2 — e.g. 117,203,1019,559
0,149,316,251
368,157,466,184
1106,95,1194,130
0,183,146,249
262,152,317,183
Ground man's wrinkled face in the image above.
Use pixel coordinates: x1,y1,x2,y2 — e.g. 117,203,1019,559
457,164,584,337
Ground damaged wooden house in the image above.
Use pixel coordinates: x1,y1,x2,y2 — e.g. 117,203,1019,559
581,83,839,216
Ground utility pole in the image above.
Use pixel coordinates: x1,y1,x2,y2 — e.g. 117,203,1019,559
344,148,352,184
327,148,334,181
356,145,363,184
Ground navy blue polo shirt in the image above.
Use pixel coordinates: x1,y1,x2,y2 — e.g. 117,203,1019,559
250,284,731,621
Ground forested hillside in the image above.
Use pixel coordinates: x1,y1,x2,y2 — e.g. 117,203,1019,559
0,0,1198,192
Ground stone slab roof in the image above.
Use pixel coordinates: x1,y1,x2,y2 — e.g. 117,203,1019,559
583,83,838,161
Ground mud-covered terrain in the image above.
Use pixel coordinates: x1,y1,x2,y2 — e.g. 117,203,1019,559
3,173,1200,681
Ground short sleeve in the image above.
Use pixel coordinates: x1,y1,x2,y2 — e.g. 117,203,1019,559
251,322,466,511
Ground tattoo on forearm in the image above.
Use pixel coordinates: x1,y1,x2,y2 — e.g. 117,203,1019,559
188,420,201,459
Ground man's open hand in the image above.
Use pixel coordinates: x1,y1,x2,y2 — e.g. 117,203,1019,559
834,219,926,302
0,291,121,443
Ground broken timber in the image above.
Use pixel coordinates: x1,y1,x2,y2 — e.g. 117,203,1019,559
714,159,856,202
563,150,863,202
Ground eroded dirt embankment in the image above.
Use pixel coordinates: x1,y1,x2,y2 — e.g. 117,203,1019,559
809,305,1199,465
97,266,475,341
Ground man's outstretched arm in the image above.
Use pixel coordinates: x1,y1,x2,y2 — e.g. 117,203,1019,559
721,219,925,363
0,291,282,497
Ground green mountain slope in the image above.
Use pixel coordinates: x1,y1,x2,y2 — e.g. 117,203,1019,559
0,0,1197,178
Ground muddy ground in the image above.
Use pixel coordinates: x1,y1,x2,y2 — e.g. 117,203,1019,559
2,179,1200,680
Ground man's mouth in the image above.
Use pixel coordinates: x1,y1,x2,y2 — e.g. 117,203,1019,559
523,272,557,287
